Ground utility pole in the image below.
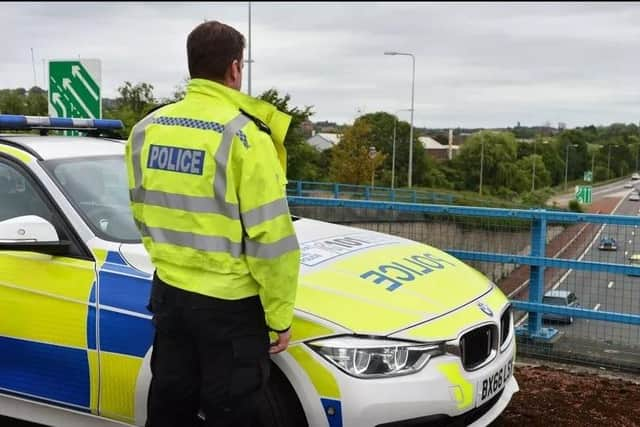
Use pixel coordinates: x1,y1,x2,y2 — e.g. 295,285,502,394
247,1,252,96
564,143,577,190
30,48,37,88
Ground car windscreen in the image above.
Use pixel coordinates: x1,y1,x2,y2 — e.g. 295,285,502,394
43,155,141,243
543,296,566,306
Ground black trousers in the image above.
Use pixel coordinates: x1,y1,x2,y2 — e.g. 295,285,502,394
145,273,270,427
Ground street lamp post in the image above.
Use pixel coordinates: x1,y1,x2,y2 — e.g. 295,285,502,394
369,146,377,188
564,143,578,190
391,108,412,189
245,1,254,96
607,144,619,181
479,138,485,195
384,51,415,188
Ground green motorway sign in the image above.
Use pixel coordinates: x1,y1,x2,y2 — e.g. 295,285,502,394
48,59,101,119
575,185,592,204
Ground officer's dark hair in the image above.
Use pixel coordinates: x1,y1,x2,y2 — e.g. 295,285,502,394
187,21,245,82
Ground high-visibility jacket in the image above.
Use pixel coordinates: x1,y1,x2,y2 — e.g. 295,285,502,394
124,78,300,332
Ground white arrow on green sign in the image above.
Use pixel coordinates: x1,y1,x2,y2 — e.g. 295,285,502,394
48,59,101,119
575,185,592,204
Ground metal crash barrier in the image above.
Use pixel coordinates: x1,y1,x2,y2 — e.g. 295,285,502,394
288,196,640,372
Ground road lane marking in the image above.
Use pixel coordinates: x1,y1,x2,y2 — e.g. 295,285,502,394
608,281,614,289
629,240,633,244
594,303,601,311
625,251,629,256
517,192,628,329
551,192,628,295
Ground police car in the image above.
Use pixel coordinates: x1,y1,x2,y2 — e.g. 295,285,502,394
0,115,518,427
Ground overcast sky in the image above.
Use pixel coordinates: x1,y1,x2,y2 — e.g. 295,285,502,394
2,2,640,128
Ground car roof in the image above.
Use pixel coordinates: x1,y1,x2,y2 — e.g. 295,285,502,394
0,134,125,160
544,290,573,298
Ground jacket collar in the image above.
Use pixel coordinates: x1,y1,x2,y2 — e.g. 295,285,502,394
186,79,291,173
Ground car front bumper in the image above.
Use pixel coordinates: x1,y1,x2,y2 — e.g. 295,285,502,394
293,336,518,427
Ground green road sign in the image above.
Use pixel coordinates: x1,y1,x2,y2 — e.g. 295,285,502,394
575,185,592,204
584,171,593,182
48,59,101,119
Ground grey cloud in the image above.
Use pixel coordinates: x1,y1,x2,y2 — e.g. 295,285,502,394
1,2,640,128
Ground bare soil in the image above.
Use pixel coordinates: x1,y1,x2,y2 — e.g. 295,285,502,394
494,362,640,427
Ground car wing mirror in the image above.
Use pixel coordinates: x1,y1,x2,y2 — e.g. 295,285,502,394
0,215,70,256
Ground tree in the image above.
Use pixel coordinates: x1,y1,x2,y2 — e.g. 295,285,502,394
164,77,189,103
0,87,47,116
24,87,47,115
116,81,156,116
257,88,322,180
452,131,523,194
517,155,551,191
337,112,427,187
103,81,158,135
0,88,27,115
329,119,386,184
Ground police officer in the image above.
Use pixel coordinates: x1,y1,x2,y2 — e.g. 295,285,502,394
125,20,300,427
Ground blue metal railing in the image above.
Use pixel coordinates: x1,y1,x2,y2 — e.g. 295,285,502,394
287,180,455,204
287,196,640,339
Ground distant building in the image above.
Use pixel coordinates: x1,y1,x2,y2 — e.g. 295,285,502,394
314,120,339,133
306,132,341,151
419,136,459,161
300,119,314,138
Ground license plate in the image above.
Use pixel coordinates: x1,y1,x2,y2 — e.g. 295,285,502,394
478,359,513,404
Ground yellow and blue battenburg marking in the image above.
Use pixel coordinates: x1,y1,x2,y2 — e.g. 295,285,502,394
0,252,96,411
91,250,154,422
92,251,153,358
0,249,154,422
288,345,343,427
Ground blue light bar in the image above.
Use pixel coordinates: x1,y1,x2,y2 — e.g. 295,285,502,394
0,115,123,131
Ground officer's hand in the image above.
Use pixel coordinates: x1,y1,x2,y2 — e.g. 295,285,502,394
269,329,291,354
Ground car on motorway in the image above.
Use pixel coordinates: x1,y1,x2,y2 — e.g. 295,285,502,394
598,237,618,251
542,290,578,324
628,254,640,276
630,193,640,202
625,182,634,189
0,115,518,427
632,173,640,180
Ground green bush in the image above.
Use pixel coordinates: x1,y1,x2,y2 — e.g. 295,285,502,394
568,199,584,212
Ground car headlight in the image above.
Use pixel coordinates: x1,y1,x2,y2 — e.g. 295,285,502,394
307,336,445,378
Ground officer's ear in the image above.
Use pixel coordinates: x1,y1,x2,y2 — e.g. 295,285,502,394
226,57,243,91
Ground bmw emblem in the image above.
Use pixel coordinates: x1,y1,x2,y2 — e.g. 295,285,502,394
478,302,493,317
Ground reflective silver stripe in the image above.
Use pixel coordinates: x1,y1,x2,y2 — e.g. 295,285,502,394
136,220,243,257
214,114,251,202
131,112,158,190
245,234,299,259
242,198,290,228
129,188,240,218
